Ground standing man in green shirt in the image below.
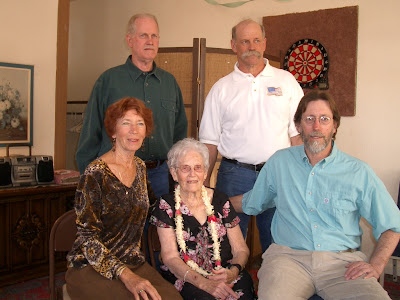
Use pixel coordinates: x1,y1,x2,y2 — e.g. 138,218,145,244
76,13,188,199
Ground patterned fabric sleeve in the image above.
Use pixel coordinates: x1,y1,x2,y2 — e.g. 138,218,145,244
150,195,175,228
213,190,241,228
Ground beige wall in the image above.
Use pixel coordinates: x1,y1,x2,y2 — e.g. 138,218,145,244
0,0,58,158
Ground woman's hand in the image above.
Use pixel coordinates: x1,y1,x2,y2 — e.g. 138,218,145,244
209,267,239,284
200,277,239,300
119,268,161,300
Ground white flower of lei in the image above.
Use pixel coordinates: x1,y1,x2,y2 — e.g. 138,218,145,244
174,185,221,277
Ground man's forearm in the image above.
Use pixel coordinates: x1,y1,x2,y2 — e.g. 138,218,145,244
370,230,400,275
229,194,244,213
290,134,303,146
204,144,218,187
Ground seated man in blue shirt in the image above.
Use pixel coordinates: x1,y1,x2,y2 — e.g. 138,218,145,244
231,90,400,300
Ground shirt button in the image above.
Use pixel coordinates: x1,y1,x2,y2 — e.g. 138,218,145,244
254,89,257,92
317,244,321,248
147,100,150,103
310,209,313,212
151,136,154,139
309,191,312,195
314,225,318,228
145,83,149,86
311,172,315,175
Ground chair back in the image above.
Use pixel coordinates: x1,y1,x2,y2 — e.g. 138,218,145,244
147,224,161,268
49,210,77,300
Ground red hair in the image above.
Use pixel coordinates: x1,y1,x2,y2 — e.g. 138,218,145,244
104,97,153,140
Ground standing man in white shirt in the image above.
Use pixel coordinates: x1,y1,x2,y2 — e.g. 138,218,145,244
199,19,303,253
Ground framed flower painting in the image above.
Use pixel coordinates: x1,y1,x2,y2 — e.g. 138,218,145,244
0,62,33,146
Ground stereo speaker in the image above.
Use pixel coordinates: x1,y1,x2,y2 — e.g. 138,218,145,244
35,155,54,184
0,157,12,187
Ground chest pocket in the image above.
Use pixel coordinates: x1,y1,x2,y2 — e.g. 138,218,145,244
317,191,358,224
161,99,177,112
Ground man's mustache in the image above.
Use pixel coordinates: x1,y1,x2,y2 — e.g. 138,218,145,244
309,131,324,138
242,50,262,59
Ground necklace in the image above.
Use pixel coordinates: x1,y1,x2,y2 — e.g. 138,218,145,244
174,185,221,277
118,169,129,195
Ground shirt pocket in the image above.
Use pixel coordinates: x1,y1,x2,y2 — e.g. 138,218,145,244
332,197,357,213
161,99,177,112
318,192,358,231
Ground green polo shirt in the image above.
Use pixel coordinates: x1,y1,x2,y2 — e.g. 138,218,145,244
76,56,188,173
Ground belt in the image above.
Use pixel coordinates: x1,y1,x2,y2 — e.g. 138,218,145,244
338,248,357,253
145,160,165,169
222,157,265,172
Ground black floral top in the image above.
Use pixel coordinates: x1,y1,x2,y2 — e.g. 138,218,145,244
67,157,148,280
150,190,240,290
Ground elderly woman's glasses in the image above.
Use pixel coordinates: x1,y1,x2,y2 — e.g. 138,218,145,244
302,115,332,125
178,165,204,173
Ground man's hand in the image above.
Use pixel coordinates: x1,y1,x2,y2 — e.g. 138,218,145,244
345,261,380,280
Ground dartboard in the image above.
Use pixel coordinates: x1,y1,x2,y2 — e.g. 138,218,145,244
283,39,329,89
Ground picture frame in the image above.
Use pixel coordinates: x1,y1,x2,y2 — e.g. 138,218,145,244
0,62,34,146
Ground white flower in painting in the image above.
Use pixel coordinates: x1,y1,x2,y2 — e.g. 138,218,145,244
11,117,20,128
7,89,15,99
0,101,6,111
4,100,11,110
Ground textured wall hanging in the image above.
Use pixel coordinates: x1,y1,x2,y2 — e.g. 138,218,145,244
263,6,358,116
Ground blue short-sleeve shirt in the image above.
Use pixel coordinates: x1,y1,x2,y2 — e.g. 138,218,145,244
242,143,400,252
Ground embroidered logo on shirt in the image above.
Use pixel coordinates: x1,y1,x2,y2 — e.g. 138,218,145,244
267,87,282,96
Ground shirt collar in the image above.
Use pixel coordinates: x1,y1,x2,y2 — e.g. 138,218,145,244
232,58,273,80
300,141,338,166
125,55,161,82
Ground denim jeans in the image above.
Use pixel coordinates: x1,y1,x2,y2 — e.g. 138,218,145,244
147,160,170,199
215,160,276,253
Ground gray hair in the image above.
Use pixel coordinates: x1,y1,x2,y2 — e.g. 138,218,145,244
231,19,265,40
167,138,210,171
126,13,159,35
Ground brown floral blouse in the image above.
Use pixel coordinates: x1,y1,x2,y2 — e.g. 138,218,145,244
67,157,148,280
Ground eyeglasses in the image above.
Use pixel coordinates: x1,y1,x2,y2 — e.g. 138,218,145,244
178,165,204,173
302,115,332,125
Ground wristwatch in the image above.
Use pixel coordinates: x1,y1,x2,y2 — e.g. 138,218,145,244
229,263,243,273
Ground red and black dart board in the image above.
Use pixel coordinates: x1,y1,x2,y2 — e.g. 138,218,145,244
283,39,329,89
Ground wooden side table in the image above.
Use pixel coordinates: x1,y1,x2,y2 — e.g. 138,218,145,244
0,184,76,287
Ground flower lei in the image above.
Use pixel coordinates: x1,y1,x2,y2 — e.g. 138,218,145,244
174,185,221,277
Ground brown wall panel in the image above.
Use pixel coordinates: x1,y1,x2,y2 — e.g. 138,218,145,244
263,6,358,116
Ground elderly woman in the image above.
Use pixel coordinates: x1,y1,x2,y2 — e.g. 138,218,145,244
151,138,255,300
66,97,181,300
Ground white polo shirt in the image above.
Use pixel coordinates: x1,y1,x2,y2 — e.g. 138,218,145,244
199,59,304,165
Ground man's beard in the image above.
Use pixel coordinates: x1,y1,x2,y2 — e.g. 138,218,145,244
241,50,262,60
301,130,334,154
